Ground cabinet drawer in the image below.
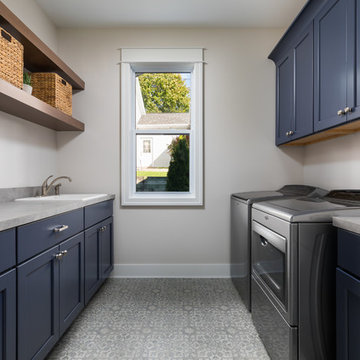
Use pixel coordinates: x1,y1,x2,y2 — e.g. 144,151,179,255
17,209,83,263
0,229,15,273
338,229,360,277
84,200,113,229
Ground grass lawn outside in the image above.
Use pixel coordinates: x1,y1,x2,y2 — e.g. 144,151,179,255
137,170,168,178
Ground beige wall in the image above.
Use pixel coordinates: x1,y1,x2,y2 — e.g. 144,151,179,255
56,27,304,275
0,0,58,188
303,132,360,189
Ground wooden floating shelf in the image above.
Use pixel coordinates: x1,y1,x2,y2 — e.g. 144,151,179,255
0,78,84,131
283,120,360,146
0,2,84,91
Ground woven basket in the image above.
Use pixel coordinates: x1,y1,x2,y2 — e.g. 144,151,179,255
32,73,72,115
0,28,23,89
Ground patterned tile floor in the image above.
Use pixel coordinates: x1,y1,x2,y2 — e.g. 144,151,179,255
47,279,269,360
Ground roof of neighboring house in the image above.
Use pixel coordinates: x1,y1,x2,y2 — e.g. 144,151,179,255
137,113,190,129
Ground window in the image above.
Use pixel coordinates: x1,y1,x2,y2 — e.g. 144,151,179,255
120,48,203,206
142,139,151,153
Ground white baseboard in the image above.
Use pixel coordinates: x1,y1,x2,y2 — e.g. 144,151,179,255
111,263,231,278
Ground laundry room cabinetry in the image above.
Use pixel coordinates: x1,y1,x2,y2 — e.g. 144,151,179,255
270,0,360,145
337,228,360,360
275,23,314,145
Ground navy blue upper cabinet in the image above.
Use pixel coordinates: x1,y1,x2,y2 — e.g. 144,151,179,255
276,53,294,145
293,24,314,140
270,0,360,145
275,24,314,145
347,0,360,122
314,0,353,131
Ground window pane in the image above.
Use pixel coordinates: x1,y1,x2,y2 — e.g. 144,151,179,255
136,134,190,192
136,73,191,130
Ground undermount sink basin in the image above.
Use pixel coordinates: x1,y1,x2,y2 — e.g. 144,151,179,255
16,194,107,202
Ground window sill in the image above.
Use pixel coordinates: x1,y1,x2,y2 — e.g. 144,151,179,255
121,192,203,207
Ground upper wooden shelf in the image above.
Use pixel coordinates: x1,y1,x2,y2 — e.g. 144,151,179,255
0,78,84,131
0,1,84,91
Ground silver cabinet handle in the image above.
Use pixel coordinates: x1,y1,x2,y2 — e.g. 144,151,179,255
54,250,68,260
55,252,63,260
53,225,69,233
288,130,294,136
99,225,107,233
338,109,345,116
344,106,352,114
286,131,289,136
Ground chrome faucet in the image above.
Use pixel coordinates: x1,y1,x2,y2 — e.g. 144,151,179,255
41,175,72,196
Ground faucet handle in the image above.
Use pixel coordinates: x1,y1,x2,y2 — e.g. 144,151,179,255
54,183,62,195
41,175,53,187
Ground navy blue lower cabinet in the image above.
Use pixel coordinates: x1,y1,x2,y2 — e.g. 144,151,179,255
0,269,16,360
337,268,360,360
100,217,114,282
84,217,114,304
84,225,102,305
59,233,84,336
17,245,60,360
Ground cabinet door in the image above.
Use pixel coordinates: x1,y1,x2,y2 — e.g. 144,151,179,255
347,0,360,121
84,225,101,305
293,23,314,140
100,217,114,281
0,270,16,360
337,268,360,360
18,246,59,360
59,233,84,336
314,0,351,131
276,53,294,145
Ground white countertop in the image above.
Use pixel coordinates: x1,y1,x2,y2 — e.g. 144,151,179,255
333,216,360,234
0,194,115,231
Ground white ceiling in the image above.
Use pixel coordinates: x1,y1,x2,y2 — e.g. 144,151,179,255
35,0,308,28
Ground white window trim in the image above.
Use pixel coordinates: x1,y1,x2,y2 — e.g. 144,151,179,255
120,48,203,206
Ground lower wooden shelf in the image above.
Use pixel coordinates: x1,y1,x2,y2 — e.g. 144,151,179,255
0,78,84,131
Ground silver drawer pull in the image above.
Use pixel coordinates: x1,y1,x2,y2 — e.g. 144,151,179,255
53,225,69,233
55,252,63,260
61,250,68,256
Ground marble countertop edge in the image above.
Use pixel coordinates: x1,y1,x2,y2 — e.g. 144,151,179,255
333,216,360,235
0,194,115,232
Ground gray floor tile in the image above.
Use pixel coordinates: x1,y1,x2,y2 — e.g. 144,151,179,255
47,278,269,360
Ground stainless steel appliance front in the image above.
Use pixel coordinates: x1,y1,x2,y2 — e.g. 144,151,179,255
252,209,297,326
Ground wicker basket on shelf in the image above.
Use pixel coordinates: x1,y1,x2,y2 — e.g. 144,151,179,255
32,72,72,115
0,28,23,89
